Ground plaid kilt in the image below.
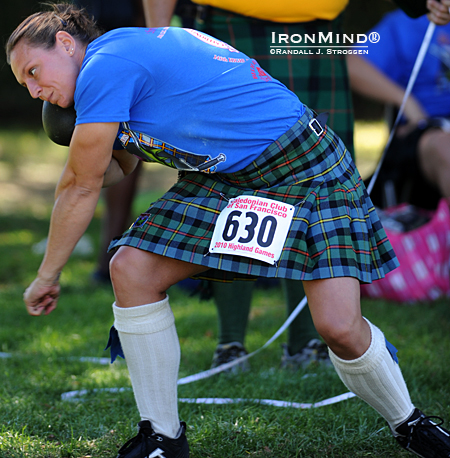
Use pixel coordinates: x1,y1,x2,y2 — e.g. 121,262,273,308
108,107,398,283
195,7,355,158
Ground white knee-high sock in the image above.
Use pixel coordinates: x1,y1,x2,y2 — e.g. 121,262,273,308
329,318,415,430
113,296,180,438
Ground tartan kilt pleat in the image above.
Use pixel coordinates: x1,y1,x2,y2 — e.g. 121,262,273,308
108,107,399,283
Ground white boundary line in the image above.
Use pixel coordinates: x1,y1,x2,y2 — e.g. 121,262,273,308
0,352,113,365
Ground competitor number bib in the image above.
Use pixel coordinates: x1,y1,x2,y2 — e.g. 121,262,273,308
209,195,295,265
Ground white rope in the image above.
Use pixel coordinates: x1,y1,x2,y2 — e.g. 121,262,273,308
366,21,436,195
61,387,131,401
178,392,357,409
61,387,357,409
177,296,308,384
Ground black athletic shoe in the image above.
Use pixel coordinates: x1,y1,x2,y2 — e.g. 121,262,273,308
210,342,249,373
117,420,189,458
394,408,450,457
280,340,332,370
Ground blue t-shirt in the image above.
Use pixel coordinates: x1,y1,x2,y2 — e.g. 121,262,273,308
75,27,304,173
364,10,450,118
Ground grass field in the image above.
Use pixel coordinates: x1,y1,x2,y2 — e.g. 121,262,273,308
0,125,449,457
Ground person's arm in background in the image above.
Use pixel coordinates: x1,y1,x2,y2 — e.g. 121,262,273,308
142,0,178,27
347,54,428,125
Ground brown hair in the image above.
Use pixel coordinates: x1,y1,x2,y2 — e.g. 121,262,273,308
5,3,103,64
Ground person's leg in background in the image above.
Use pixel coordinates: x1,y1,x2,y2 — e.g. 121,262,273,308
210,280,331,371
209,280,254,371
418,128,450,198
281,279,332,368
93,162,142,283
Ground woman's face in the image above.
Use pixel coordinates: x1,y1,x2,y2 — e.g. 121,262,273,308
10,32,81,108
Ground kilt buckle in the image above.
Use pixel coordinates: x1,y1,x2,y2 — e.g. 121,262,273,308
308,118,324,136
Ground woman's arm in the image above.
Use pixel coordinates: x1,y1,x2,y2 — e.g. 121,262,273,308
24,122,120,315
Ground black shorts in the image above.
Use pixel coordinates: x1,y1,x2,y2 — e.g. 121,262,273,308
368,121,442,210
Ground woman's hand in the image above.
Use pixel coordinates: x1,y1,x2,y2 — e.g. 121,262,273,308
23,274,60,316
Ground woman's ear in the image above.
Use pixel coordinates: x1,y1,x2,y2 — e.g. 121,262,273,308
55,31,76,56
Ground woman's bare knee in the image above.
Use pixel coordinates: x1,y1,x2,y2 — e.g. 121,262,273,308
315,313,362,350
109,247,163,293
110,246,208,307
316,314,370,360
110,247,139,281
303,277,370,359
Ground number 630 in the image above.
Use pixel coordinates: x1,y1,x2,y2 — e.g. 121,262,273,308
222,210,277,247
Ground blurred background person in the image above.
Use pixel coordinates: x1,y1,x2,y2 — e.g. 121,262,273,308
183,0,355,371
72,0,146,284
348,7,450,210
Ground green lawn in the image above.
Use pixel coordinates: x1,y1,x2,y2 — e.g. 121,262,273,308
0,127,449,457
